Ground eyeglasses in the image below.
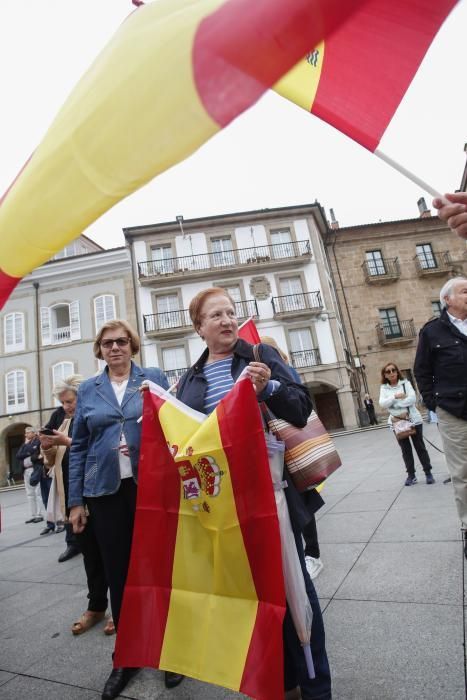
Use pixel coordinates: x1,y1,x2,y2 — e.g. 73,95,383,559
384,368,397,374
100,337,130,349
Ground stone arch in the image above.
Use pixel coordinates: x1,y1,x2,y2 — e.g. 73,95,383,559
303,379,344,431
0,421,32,485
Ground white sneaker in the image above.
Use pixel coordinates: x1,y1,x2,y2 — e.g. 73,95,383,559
305,556,324,580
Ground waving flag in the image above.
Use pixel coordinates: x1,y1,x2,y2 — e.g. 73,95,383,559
114,378,285,700
274,0,458,151
0,0,370,309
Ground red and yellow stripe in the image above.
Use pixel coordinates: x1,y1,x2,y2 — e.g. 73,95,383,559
0,0,372,308
114,378,285,700
275,0,457,150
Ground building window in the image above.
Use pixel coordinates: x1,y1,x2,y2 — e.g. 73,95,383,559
379,308,402,338
151,244,174,274
162,346,188,386
365,250,386,276
4,312,25,352
155,293,182,329
41,302,81,345
416,243,436,269
52,362,75,385
431,300,442,317
279,276,305,311
271,228,293,258
53,239,88,260
94,295,116,333
211,237,234,267
222,284,242,303
289,328,320,368
6,370,27,412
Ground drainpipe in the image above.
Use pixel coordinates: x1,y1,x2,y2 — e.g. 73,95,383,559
33,282,43,426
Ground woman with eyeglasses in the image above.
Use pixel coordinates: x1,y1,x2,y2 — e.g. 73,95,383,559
68,320,184,699
379,362,434,486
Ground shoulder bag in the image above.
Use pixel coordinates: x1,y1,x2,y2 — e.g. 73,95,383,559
253,344,342,492
391,382,416,440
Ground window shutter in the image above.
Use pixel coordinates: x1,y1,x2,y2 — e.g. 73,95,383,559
40,307,52,345
6,370,27,410
94,295,116,333
70,301,81,340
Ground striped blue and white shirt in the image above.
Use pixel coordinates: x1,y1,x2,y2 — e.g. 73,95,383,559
203,358,235,414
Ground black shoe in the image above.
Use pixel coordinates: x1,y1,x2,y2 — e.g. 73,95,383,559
25,517,36,524
55,525,65,533
32,516,44,523
102,667,139,699
58,545,80,563
164,671,185,689
404,475,417,486
40,527,54,535
425,473,435,484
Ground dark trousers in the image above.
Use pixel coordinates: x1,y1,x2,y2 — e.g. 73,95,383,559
39,475,54,530
283,530,331,699
86,478,137,629
366,408,378,425
76,516,109,613
397,424,432,475
303,515,320,559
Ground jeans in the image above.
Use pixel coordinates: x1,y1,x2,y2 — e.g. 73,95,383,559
283,531,331,699
40,474,54,530
397,423,432,475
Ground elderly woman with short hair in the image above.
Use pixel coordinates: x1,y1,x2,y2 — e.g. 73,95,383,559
177,288,331,700
68,320,182,700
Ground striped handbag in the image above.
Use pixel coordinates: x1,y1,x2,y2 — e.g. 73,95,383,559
261,405,342,492
253,345,342,492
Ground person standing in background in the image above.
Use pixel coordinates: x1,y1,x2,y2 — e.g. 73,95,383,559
17,427,43,524
363,394,378,425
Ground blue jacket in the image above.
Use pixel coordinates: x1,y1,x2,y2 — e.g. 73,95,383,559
68,362,168,506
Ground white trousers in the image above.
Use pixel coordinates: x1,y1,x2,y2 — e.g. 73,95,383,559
23,467,43,518
437,407,467,527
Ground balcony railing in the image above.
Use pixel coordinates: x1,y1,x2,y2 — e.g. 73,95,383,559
414,251,453,275
376,319,416,345
271,291,322,315
144,309,191,334
53,326,71,343
138,240,311,280
143,299,258,335
362,257,400,283
164,367,189,386
290,349,322,369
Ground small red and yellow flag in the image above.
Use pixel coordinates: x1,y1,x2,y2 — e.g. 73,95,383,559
114,378,286,700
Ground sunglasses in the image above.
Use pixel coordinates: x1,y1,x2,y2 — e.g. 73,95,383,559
384,368,397,374
100,337,130,349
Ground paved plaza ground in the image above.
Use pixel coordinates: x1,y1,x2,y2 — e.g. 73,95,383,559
0,424,465,699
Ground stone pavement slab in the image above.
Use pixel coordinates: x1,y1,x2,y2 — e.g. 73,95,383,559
1,425,465,700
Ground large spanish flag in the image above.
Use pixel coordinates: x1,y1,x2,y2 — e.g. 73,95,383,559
0,0,368,308
114,378,286,700
275,0,458,151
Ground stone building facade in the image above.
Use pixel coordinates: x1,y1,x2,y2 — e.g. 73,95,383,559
124,203,360,432
324,207,467,419
0,240,134,485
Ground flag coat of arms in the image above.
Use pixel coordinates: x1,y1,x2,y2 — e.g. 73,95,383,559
114,377,286,700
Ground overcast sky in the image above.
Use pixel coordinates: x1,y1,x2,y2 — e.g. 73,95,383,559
1,0,466,250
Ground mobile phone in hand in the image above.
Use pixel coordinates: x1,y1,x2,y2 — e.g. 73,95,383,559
39,428,55,436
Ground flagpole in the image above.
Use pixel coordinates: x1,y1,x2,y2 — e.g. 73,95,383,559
374,148,445,201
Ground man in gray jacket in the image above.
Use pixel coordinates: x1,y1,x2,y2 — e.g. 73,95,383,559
414,277,467,554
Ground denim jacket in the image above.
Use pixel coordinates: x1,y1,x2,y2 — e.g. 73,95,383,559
68,362,168,506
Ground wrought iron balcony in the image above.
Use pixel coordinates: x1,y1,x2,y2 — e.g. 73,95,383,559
362,257,400,283
164,367,189,386
138,240,312,283
290,348,322,369
52,326,71,343
143,309,191,335
143,299,258,336
271,291,322,316
376,319,416,345
413,251,453,276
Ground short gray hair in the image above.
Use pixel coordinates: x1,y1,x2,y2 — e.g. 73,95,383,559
439,277,467,308
52,374,85,399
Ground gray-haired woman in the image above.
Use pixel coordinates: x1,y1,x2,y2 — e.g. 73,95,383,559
39,375,114,636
